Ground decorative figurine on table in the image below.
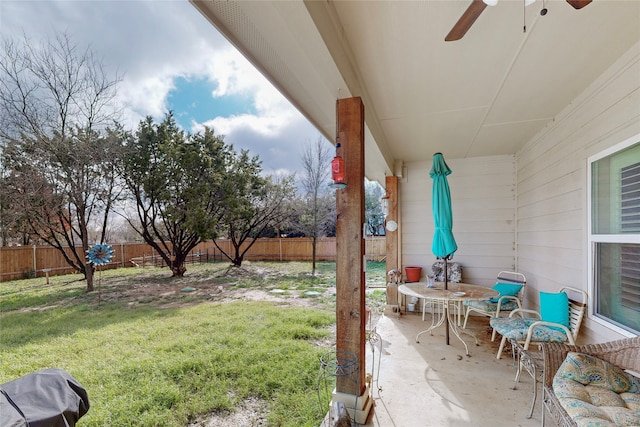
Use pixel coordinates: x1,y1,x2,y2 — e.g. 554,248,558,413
427,274,436,288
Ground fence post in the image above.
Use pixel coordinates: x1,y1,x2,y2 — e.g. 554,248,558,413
33,245,37,277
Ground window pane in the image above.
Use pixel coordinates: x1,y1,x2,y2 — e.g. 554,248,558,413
592,142,640,234
595,242,640,333
621,161,640,233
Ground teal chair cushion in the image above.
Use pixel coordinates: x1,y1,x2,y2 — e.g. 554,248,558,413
489,317,570,343
540,291,569,328
490,282,523,303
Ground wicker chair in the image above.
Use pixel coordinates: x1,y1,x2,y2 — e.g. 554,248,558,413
540,337,640,427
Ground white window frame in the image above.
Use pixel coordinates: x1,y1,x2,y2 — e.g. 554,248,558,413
587,132,640,337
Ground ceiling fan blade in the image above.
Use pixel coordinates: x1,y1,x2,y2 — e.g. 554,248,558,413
566,0,592,9
445,0,488,42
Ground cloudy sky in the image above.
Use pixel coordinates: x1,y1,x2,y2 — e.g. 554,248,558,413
0,0,325,176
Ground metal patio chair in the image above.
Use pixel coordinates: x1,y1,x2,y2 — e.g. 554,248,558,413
490,286,587,360
462,271,526,341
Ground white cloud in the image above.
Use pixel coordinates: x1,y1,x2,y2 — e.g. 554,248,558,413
117,76,174,128
204,49,261,97
198,47,297,122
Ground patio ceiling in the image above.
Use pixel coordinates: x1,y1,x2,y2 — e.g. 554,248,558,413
190,0,640,184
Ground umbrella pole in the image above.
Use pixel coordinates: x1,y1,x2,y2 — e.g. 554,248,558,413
444,257,450,345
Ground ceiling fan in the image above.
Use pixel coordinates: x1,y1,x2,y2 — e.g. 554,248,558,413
444,0,592,42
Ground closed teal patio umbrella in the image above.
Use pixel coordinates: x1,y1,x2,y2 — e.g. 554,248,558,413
430,152,458,345
431,153,458,270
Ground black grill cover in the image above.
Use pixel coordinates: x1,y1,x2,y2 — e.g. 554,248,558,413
0,368,90,427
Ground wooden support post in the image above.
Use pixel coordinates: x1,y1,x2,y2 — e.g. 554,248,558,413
384,175,399,311
335,97,365,396
334,97,372,423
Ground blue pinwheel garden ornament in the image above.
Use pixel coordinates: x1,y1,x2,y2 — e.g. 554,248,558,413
87,244,114,303
87,244,114,266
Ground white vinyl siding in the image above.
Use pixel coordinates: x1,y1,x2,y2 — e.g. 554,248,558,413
400,155,516,287
515,40,640,341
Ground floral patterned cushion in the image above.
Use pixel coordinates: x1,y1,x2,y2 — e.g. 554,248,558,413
489,317,570,343
552,352,640,426
430,261,462,283
464,299,519,313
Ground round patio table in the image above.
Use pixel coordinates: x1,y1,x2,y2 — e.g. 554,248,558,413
398,282,499,355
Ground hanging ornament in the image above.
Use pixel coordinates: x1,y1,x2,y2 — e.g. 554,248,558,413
329,99,347,190
332,143,345,184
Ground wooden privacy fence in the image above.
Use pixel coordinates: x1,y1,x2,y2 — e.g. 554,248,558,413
0,237,386,282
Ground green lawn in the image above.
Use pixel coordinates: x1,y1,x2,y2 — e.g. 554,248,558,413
0,261,386,426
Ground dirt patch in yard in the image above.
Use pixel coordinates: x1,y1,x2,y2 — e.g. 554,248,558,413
84,262,337,312
188,397,268,427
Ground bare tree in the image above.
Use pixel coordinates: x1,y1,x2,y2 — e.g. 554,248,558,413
0,32,123,291
0,149,17,246
299,137,334,275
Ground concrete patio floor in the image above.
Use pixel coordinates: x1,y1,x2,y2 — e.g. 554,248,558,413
359,311,555,427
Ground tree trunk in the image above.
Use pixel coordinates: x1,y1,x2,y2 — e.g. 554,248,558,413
170,259,187,277
171,264,186,277
85,264,95,292
312,235,317,276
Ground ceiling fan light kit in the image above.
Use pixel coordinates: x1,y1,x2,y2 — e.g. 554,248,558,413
445,0,592,42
